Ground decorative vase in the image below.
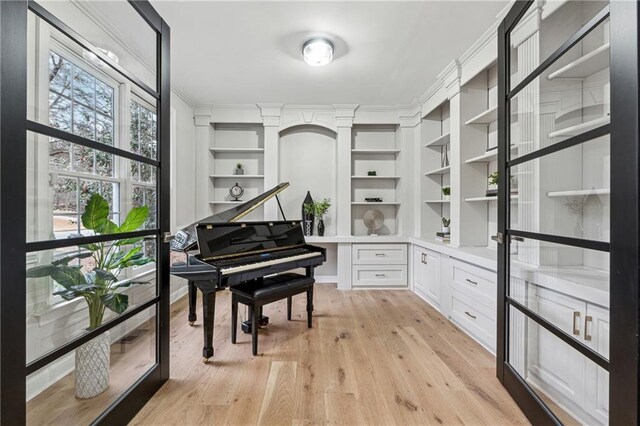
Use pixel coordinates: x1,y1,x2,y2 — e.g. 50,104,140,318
442,194,450,201
317,219,325,237
235,167,244,175
442,226,450,234
301,191,314,236
75,331,110,399
305,220,313,237
442,147,449,167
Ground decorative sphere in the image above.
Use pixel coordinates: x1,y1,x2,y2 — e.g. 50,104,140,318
363,209,384,232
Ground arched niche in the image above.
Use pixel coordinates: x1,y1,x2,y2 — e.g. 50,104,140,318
278,125,337,236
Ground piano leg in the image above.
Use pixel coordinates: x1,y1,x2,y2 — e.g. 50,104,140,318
188,281,197,325
202,290,216,363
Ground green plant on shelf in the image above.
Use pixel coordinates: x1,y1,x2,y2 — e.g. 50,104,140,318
442,217,451,227
441,186,451,196
304,198,332,220
488,171,499,186
26,193,154,330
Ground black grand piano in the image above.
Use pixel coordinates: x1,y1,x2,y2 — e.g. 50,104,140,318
170,183,326,362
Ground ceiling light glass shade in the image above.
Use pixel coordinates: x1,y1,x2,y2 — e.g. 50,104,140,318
302,39,334,66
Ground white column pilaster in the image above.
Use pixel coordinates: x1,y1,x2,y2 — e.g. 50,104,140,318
194,110,213,219
333,104,358,236
398,111,421,237
258,103,283,220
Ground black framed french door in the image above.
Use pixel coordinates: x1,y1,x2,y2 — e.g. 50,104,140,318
497,1,638,424
0,0,170,424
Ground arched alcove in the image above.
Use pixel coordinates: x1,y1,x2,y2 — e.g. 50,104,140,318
278,125,337,236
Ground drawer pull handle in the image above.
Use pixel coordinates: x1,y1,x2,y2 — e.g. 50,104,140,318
375,253,386,257
585,315,593,341
465,279,478,285
465,311,477,320
375,274,386,277
573,311,581,336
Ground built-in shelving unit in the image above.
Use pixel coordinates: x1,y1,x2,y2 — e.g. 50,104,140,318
420,101,451,241
351,124,402,236
548,115,610,138
425,165,450,176
547,43,610,80
424,132,451,148
464,105,498,126
209,123,265,218
546,188,610,197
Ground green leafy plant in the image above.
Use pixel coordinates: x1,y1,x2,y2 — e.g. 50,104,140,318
236,163,242,169
488,171,499,186
313,198,331,219
442,217,451,227
27,194,154,330
303,202,315,217
441,186,451,196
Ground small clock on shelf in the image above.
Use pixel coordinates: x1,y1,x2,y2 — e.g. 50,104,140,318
230,182,244,201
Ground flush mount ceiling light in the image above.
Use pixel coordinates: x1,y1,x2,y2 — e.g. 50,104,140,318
302,38,334,67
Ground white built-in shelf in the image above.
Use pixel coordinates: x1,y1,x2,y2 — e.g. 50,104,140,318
209,200,248,204
465,194,519,202
425,165,450,176
465,145,518,164
547,44,610,80
547,188,610,198
425,132,451,148
465,106,498,125
209,148,264,153
351,175,401,180
555,102,609,122
351,202,401,206
548,116,610,138
209,174,264,179
351,149,400,155
424,200,450,204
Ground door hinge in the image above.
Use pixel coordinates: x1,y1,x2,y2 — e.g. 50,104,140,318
162,232,175,244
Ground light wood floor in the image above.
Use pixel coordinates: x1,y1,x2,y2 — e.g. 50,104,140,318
131,284,528,425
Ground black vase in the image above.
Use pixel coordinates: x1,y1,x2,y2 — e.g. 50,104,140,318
317,219,325,237
301,191,314,236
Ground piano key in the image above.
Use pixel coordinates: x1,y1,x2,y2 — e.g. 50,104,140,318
220,252,322,275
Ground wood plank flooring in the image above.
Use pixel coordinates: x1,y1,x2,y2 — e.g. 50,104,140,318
131,284,528,425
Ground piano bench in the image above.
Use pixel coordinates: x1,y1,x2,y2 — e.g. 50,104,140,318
230,273,315,356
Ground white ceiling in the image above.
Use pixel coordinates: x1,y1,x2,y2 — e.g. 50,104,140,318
151,1,507,107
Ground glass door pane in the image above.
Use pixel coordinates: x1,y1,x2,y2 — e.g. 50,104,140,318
501,1,611,424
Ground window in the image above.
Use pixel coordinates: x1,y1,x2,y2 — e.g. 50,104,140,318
49,51,119,238
130,100,158,259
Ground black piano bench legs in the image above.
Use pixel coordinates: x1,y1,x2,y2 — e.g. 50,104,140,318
202,290,216,363
188,281,197,326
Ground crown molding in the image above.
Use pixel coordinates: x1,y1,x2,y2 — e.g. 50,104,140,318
257,103,283,127
398,110,422,128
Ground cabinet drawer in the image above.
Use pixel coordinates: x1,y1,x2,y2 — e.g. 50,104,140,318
451,260,496,310
352,244,407,265
352,265,407,288
450,289,496,351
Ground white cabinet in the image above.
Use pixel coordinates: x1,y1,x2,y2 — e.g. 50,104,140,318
525,285,609,425
412,247,440,308
584,304,609,425
352,244,407,288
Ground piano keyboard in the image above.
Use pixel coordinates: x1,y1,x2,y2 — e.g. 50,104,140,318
220,251,322,275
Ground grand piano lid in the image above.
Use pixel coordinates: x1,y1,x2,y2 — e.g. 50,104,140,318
170,182,290,252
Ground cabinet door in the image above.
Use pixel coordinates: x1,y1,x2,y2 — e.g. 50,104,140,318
526,286,586,410
413,247,425,290
584,304,609,425
422,250,441,306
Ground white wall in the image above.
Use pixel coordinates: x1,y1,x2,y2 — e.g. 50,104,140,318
278,125,338,235
172,91,197,229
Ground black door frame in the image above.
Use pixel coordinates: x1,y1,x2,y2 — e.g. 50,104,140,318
497,1,638,424
0,1,170,424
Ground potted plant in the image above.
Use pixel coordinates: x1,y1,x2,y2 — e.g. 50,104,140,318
487,171,498,196
313,198,331,237
27,193,154,399
441,217,451,234
441,186,451,201
235,163,244,175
